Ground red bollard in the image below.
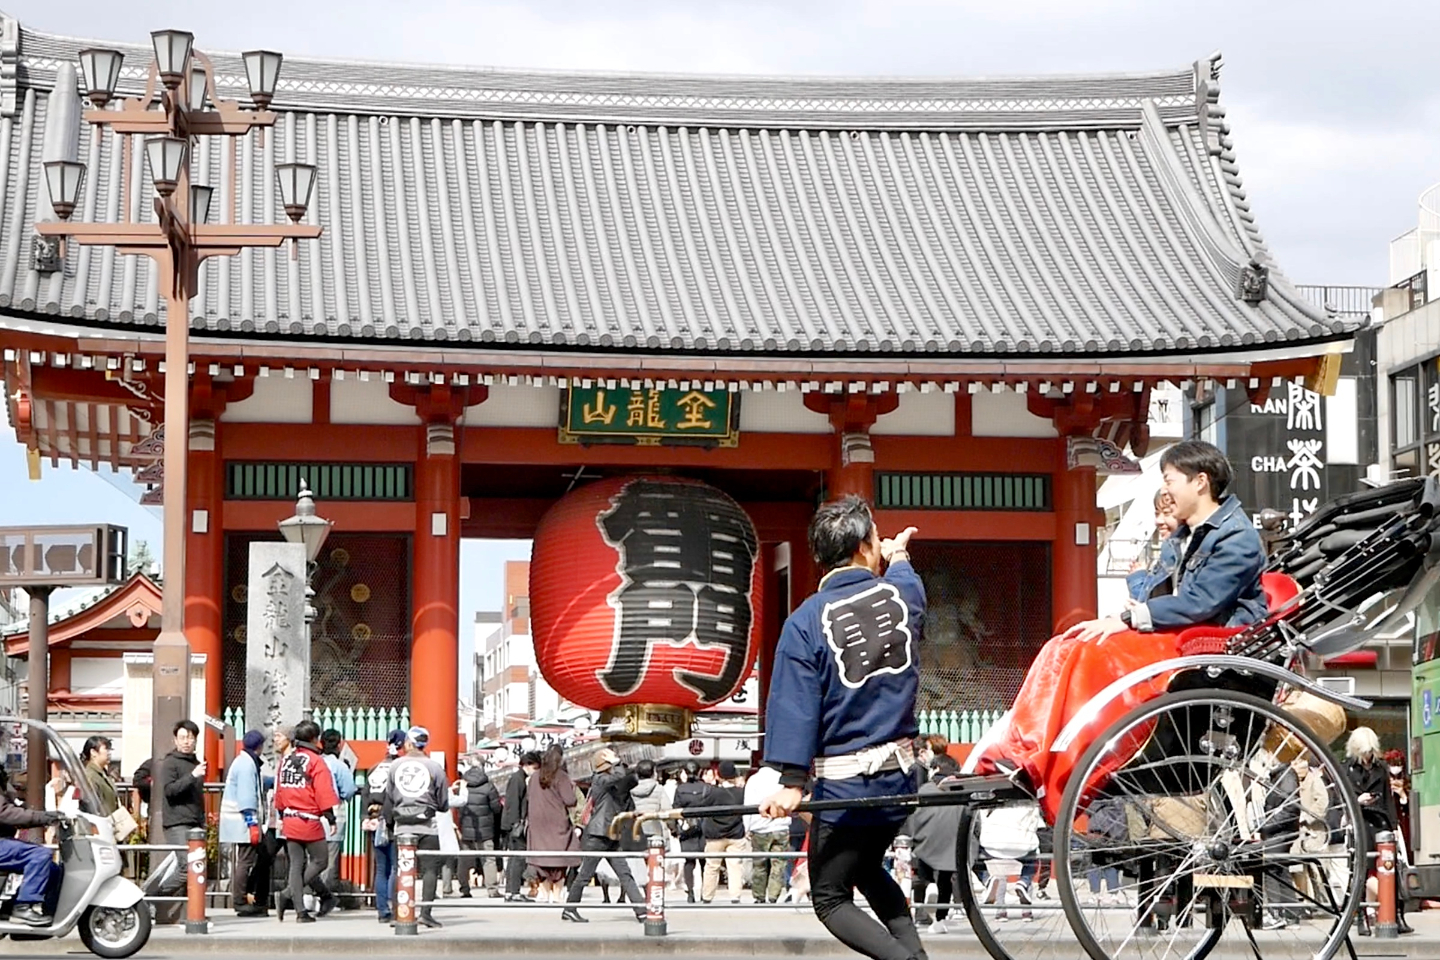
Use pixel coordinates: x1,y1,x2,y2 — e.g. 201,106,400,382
185,827,208,934
1376,831,1398,939
394,833,419,936
893,835,913,908
644,834,667,937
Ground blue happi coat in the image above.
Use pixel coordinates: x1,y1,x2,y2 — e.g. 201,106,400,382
763,560,925,824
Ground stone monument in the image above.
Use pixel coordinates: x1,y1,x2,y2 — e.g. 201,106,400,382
245,541,309,749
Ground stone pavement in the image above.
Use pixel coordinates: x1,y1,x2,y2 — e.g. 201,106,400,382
15,901,1440,957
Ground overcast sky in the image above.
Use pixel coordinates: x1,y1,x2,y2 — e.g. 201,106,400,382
9,0,1440,285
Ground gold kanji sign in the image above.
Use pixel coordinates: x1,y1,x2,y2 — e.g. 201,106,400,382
560,387,739,446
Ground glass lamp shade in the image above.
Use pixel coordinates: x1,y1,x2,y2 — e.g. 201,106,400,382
77,48,124,107
144,136,189,198
274,162,316,223
189,184,214,224
186,62,208,112
278,480,332,563
150,29,194,88
242,50,283,109
43,160,86,220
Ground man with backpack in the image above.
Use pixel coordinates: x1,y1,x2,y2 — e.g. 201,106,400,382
560,748,644,923
382,727,448,929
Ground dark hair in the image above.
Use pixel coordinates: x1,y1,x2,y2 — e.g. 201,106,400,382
682,760,700,780
520,751,542,768
81,736,112,764
809,495,875,572
1160,440,1232,499
538,743,564,789
933,754,961,777
294,720,321,744
635,759,655,780
320,729,342,756
172,719,199,737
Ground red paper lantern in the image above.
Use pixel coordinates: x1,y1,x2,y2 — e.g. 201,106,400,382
530,476,761,740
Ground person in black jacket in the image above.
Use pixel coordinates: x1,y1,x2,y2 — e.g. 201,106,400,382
0,766,64,925
458,760,503,896
701,761,747,903
561,748,644,923
1346,727,1413,934
156,720,206,905
672,761,711,903
500,751,540,901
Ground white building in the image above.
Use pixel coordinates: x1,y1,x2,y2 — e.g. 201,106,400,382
472,560,563,741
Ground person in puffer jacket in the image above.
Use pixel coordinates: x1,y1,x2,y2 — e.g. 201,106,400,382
458,761,503,896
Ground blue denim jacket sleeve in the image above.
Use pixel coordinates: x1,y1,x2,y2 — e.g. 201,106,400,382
1142,516,1264,631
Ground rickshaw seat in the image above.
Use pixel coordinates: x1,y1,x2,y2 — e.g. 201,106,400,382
1175,571,1302,657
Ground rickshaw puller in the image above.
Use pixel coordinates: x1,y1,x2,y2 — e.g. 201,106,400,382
760,496,927,960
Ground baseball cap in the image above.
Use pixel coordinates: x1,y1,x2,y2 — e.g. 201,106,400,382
407,726,431,750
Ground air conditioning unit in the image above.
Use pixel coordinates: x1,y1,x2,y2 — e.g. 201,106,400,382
1316,676,1357,698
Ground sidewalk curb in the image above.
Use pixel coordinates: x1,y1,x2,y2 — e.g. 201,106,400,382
10,932,1440,958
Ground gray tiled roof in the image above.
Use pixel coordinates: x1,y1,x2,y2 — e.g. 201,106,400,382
0,22,1350,356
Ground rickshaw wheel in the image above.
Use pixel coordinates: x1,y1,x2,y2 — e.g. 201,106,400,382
1054,688,1365,960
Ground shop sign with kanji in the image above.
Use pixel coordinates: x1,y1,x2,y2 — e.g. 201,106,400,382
559,386,740,447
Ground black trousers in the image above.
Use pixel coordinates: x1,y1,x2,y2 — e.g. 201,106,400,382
809,819,926,960
911,859,956,922
417,833,441,915
565,834,643,907
502,832,527,896
232,841,271,910
284,838,331,914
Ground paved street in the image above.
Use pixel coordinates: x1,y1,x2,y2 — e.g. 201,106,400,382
6,903,1440,958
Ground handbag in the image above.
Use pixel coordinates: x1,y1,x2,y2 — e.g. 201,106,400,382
110,806,139,842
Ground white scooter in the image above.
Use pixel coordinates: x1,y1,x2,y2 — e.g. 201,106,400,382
0,717,151,957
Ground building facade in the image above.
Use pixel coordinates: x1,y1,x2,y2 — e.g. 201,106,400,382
0,18,1357,770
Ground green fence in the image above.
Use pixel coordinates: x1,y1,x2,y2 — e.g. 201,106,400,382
220,706,412,741
917,708,1004,744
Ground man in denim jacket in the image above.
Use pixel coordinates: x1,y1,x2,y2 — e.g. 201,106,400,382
1075,439,1266,640
978,440,1266,814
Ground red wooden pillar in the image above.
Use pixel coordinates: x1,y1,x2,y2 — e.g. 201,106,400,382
48,647,71,699
1051,445,1099,634
806,393,899,504
410,396,463,777
185,389,225,764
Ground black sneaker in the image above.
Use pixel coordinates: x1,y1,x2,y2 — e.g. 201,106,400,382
13,904,51,927
317,894,338,917
419,913,443,929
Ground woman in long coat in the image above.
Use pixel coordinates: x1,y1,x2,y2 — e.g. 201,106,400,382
526,744,579,903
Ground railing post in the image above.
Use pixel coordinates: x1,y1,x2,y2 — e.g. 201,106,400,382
394,833,419,936
1376,831,1398,939
644,833,667,937
892,834,913,907
185,827,208,934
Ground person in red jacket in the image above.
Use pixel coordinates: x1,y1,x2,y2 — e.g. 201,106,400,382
272,720,339,922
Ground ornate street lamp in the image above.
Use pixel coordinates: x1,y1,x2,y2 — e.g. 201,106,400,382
242,50,283,111
278,479,333,564
35,29,322,792
144,136,188,198
188,184,213,224
150,29,193,90
77,48,124,107
42,160,85,221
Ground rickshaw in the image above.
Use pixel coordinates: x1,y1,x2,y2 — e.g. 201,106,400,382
953,476,1440,960
617,477,1440,960
0,718,151,957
